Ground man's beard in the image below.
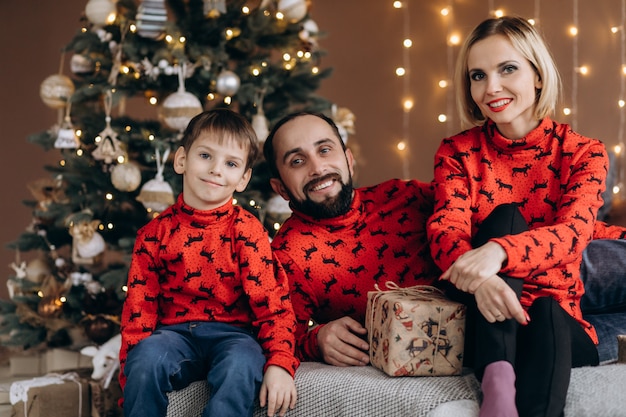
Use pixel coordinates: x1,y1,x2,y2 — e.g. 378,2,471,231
286,175,354,219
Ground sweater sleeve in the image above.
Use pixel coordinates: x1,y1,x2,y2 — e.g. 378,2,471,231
239,219,299,377
493,142,608,278
118,226,161,392
593,220,626,240
427,143,475,273
272,248,322,362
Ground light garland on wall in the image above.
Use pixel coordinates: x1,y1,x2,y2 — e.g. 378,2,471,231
613,0,626,199
570,0,581,130
393,0,413,179
443,2,458,137
388,1,625,197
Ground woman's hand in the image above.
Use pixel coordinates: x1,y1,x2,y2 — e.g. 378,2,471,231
441,241,507,293
474,276,528,325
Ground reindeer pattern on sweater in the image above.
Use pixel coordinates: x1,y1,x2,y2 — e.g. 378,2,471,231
426,118,609,343
119,195,299,390
271,179,441,361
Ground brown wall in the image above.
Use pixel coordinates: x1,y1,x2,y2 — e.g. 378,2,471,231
2,0,626,298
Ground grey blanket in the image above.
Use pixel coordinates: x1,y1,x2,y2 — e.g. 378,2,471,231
167,362,626,417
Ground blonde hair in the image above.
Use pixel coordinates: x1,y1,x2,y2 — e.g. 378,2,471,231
455,16,561,128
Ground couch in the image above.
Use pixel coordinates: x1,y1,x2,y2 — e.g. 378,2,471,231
165,256,626,417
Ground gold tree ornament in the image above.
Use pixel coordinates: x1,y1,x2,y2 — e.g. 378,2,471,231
277,0,308,23
24,256,52,285
160,64,203,133
331,104,356,144
66,210,106,266
110,161,142,192
37,295,64,318
92,91,126,164
27,176,68,212
136,148,175,213
85,0,117,26
40,74,75,109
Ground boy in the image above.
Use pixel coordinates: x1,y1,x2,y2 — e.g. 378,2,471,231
120,109,299,417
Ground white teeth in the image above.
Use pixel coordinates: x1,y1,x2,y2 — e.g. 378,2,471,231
311,180,333,191
489,99,511,108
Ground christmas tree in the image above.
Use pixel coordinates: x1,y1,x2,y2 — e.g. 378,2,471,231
1,0,350,351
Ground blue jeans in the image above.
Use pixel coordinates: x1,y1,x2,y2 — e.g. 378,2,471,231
123,322,265,417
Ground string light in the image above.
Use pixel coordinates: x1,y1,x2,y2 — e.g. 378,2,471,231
393,0,622,192
444,1,456,137
618,0,626,198
394,0,412,179
570,0,580,130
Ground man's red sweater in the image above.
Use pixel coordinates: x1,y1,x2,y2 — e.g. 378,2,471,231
271,179,440,361
427,118,609,343
119,195,299,391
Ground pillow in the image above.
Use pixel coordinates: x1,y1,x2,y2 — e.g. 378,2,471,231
580,239,626,314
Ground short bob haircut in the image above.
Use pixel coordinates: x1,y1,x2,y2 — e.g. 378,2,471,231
180,108,260,170
455,16,561,128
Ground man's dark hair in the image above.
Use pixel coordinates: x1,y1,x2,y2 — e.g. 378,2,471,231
263,111,345,179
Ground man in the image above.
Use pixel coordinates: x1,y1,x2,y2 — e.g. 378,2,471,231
263,111,626,367
263,112,441,367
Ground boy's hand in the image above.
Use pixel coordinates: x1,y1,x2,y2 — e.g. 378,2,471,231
259,365,297,417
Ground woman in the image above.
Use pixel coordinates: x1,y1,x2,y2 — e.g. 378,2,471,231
427,16,606,417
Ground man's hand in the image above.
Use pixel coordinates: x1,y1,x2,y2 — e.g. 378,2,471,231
259,365,297,417
474,275,528,325
317,316,369,366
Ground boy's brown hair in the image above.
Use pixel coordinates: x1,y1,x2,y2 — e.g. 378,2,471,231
180,108,260,170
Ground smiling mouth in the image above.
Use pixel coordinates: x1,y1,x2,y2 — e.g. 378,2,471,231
488,99,512,109
305,175,339,193
203,179,223,187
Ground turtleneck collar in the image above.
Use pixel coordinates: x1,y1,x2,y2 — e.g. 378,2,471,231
484,117,555,153
173,193,235,227
289,189,363,228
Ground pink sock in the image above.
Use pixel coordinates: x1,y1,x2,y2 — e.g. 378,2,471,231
479,361,518,417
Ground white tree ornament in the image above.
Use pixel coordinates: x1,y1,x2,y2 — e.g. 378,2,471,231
161,64,203,132
136,148,175,213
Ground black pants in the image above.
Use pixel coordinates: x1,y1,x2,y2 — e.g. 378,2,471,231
446,204,599,417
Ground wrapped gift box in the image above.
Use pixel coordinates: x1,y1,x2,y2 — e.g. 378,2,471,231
10,373,91,417
366,283,466,377
89,371,123,417
44,348,92,373
9,353,45,377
